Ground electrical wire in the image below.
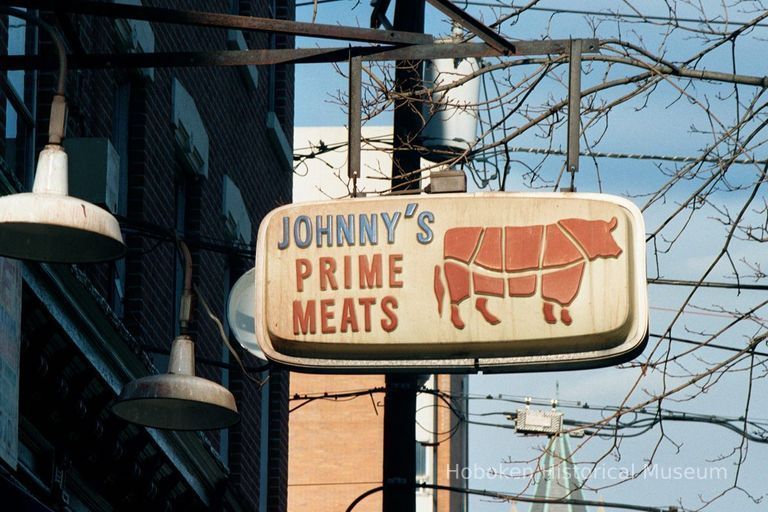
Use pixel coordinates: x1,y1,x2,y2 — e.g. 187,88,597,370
194,283,269,386
345,482,674,512
458,2,768,30
288,387,466,447
437,389,768,424
290,386,768,425
473,145,767,165
648,333,768,358
289,387,386,413
296,0,768,31
465,409,768,443
287,384,768,446
118,217,255,260
295,134,767,171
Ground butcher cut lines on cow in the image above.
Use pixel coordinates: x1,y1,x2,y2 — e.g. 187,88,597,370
433,218,623,329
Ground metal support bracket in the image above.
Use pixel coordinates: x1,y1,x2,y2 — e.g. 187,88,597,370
348,55,362,196
566,39,582,192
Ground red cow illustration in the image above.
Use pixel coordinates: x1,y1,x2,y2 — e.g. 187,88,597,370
433,217,623,329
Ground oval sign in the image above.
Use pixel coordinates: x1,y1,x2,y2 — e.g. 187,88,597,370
227,266,265,360
253,192,648,372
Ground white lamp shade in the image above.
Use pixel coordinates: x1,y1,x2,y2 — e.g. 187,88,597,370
0,145,125,263
113,335,239,430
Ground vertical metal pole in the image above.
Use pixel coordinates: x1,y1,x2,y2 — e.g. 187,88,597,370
383,2,425,511
348,55,362,197
567,39,582,190
383,375,418,512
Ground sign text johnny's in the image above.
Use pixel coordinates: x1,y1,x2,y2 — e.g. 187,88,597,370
253,193,649,372
277,203,434,337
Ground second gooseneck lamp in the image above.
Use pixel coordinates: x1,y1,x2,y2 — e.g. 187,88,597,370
112,241,240,430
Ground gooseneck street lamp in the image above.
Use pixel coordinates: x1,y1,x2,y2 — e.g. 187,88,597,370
112,240,240,430
0,7,125,263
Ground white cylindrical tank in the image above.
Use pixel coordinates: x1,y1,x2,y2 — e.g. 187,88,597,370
420,45,481,162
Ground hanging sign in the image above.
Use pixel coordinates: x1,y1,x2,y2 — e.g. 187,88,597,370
251,192,648,372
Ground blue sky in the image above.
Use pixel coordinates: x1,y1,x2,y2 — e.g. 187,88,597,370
292,2,768,510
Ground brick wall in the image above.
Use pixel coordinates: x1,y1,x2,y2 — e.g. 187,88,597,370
29,2,294,510
273,0,295,141
288,374,386,512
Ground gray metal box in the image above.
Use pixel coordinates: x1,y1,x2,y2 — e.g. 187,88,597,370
515,409,563,435
426,169,467,193
64,138,120,214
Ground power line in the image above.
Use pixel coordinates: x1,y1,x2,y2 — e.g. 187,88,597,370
290,386,768,427
465,411,768,443
346,482,676,512
289,387,386,413
297,0,768,30
446,391,768,424
285,387,768,445
650,305,761,321
469,407,768,430
117,216,255,260
649,277,768,291
649,333,768,358
295,137,767,166
462,2,768,29
475,145,767,165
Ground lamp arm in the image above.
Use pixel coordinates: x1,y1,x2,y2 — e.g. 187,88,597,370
0,7,68,143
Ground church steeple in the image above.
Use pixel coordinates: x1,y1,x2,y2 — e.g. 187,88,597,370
529,433,588,512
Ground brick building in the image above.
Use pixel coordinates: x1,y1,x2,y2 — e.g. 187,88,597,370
0,1,294,510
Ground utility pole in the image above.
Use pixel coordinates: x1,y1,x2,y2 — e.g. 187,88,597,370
383,1,425,511
390,0,425,192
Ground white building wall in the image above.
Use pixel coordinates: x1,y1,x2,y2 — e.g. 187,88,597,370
293,126,394,202
416,375,437,512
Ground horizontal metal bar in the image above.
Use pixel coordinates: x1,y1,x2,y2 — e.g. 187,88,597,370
0,48,353,69
0,39,601,71
9,0,434,45
366,39,599,60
